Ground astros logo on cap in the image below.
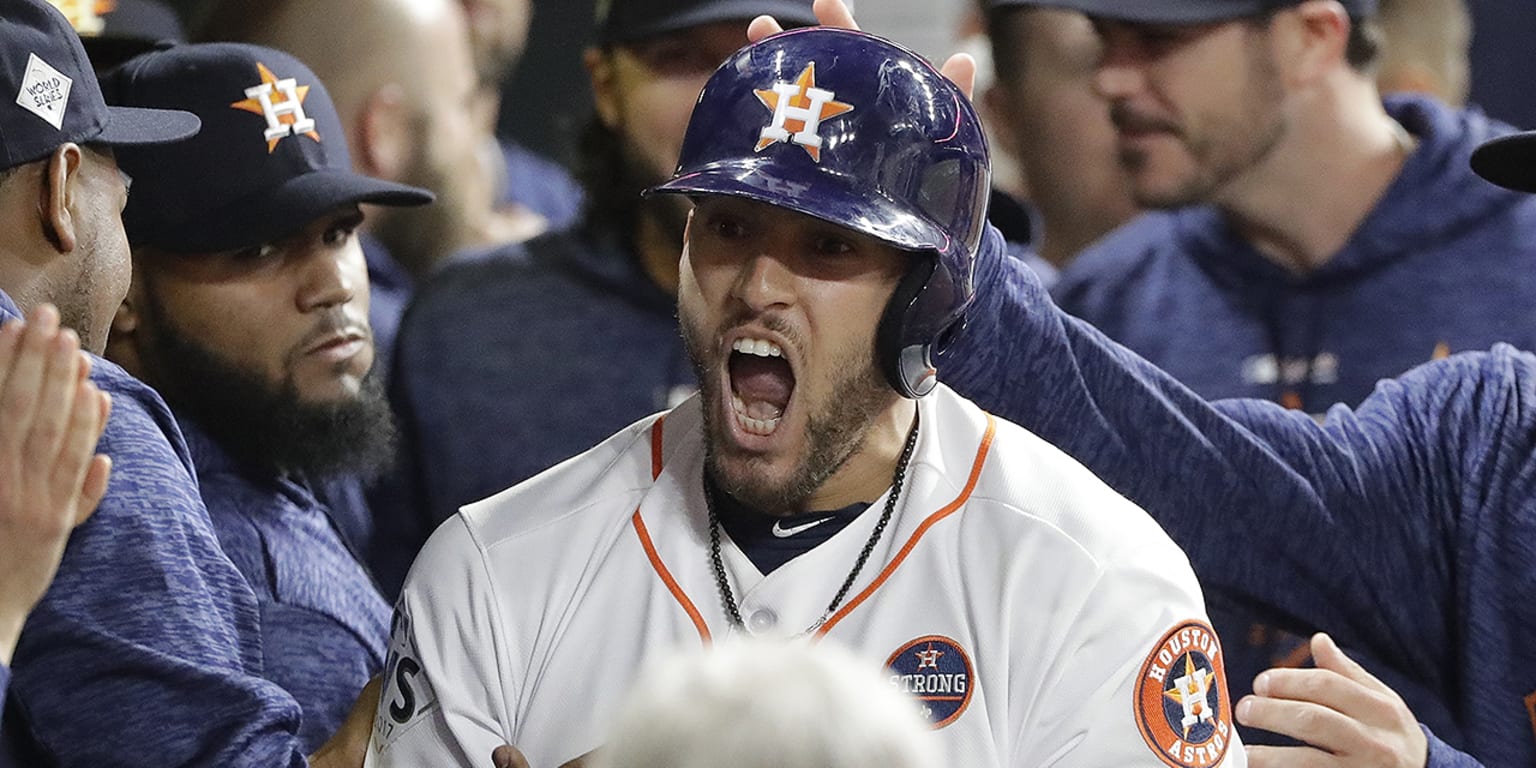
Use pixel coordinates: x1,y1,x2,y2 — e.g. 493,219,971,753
47,0,114,36
1134,620,1233,768
885,635,973,728
754,62,853,163
230,62,319,153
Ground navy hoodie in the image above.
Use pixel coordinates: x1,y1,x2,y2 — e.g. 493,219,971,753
1052,95,1536,412
370,222,696,597
942,224,1517,767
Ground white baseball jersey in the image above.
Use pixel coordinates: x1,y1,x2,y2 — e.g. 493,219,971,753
368,385,1245,768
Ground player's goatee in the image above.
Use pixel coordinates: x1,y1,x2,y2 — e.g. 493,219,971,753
680,306,893,515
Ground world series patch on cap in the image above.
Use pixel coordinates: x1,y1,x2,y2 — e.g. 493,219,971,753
0,0,198,171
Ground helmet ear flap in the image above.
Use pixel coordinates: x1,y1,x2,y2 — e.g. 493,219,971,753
878,259,940,399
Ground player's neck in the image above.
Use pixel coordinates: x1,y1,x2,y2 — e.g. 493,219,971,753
802,398,918,514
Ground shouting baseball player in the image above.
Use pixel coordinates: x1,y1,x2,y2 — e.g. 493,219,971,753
369,27,1245,768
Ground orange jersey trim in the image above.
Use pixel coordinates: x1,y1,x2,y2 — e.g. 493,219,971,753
633,510,711,644
816,415,997,636
634,416,711,643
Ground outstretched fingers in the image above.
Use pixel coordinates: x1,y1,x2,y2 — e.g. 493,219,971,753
1239,634,1428,768
744,0,974,100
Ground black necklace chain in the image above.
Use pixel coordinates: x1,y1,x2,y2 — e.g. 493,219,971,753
706,409,920,634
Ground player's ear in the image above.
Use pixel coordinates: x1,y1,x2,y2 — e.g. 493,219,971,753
585,47,621,130
1273,0,1349,87
40,143,84,255
355,83,412,182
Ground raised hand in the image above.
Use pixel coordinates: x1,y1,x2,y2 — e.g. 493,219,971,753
0,304,112,666
743,0,976,100
1239,633,1428,768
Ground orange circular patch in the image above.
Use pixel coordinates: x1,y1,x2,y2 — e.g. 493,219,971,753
1133,620,1233,768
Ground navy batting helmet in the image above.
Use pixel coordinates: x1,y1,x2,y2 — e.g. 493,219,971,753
648,26,990,398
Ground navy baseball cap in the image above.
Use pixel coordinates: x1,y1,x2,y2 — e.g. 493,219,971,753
0,0,199,171
597,0,821,44
1470,133,1536,194
100,43,433,254
49,0,187,71
988,0,1377,23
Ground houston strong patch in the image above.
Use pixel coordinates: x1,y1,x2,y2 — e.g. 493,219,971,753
885,635,974,728
1134,620,1233,767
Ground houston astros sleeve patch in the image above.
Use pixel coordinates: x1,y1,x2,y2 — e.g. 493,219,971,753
1134,620,1233,768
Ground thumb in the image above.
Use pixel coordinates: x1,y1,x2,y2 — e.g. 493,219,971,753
492,744,530,768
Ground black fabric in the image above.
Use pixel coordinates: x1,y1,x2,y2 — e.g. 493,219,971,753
0,690,58,768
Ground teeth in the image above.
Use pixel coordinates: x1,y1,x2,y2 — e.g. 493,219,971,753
731,393,781,436
731,338,783,358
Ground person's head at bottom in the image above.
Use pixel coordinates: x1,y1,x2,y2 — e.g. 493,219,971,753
595,638,938,768
648,25,990,518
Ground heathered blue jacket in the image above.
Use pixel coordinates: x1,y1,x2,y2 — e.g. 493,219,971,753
0,293,309,767
179,418,389,752
370,223,696,596
941,225,1518,767
1052,95,1536,412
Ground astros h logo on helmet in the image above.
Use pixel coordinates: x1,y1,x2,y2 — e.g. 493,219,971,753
753,62,854,163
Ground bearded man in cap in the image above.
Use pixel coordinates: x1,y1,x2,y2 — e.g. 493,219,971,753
98,41,433,753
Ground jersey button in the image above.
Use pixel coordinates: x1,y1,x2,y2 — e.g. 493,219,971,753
747,609,778,633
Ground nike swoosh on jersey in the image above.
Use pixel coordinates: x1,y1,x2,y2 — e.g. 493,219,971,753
771,516,834,538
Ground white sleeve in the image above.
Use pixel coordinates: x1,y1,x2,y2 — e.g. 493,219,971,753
366,515,515,768
1015,522,1247,768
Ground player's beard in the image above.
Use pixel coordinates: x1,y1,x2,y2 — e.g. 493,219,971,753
682,309,897,516
136,296,398,482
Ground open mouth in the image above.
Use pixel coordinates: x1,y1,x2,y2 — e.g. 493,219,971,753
727,336,796,437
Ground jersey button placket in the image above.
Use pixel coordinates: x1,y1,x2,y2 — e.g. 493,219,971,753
746,608,778,633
